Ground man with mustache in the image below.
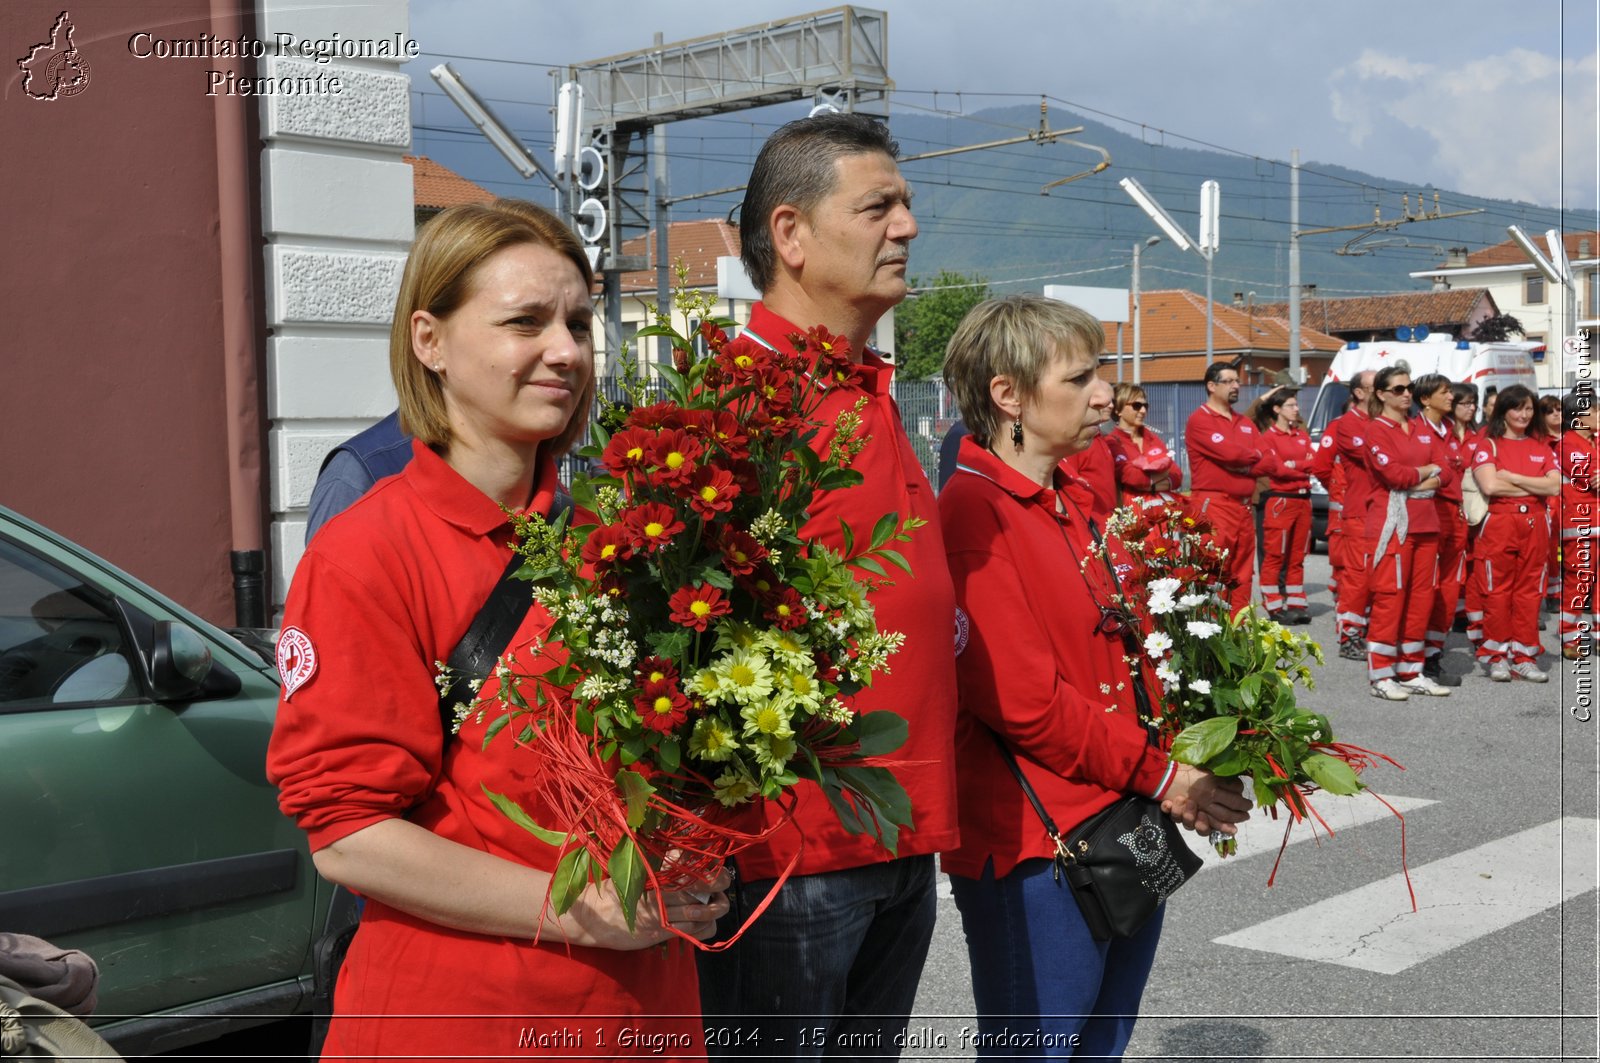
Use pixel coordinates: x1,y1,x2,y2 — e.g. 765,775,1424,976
696,112,959,1060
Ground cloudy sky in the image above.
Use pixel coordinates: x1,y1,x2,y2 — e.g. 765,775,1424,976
407,0,1598,214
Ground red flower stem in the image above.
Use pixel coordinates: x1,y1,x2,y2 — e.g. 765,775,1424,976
1367,789,1418,913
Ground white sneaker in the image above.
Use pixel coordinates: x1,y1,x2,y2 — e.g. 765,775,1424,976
1509,661,1549,683
1487,659,1511,682
1370,678,1412,701
1399,675,1452,697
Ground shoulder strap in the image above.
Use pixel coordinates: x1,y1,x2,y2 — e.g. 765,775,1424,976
437,491,572,739
990,731,1065,840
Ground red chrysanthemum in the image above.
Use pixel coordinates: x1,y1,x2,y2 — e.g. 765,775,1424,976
667,583,731,632
763,586,809,631
629,401,687,431
625,501,686,552
699,320,730,353
634,655,681,697
686,464,739,518
649,429,703,488
602,427,656,476
717,528,768,576
634,688,690,733
579,523,633,571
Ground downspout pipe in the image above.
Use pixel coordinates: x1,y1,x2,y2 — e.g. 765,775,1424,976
210,0,267,627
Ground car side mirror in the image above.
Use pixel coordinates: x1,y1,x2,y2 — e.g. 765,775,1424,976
150,620,239,702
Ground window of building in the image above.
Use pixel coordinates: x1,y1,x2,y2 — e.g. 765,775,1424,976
1589,270,1598,317
1526,273,1546,305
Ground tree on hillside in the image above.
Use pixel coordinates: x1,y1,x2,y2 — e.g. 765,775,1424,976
1469,313,1525,343
893,271,991,379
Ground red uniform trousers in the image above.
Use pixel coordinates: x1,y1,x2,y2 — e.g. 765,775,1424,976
1326,502,1344,596
1472,501,1551,664
1427,501,1469,663
1260,493,1311,613
1559,530,1599,651
1366,532,1439,682
1335,515,1372,642
1463,525,1485,647
1191,490,1255,615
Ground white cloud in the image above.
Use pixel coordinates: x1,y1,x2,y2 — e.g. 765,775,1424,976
1329,46,1598,207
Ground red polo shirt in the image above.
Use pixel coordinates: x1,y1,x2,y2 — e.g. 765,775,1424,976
1261,425,1312,493
1185,403,1276,497
1415,414,1467,504
1104,425,1182,494
722,303,960,880
939,437,1173,880
1328,409,1377,535
1363,413,1448,535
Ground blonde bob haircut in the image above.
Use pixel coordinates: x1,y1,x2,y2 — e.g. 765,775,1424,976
391,198,597,454
942,294,1105,447
1112,382,1147,416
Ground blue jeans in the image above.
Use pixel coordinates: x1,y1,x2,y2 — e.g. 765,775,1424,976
949,857,1163,1060
695,855,937,1061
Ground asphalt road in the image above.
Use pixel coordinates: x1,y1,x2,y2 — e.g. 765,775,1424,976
911,551,1599,1062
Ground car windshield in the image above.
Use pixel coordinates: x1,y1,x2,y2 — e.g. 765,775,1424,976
1307,384,1352,438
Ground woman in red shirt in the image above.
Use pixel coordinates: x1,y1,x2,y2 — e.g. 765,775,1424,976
1103,383,1181,501
1363,366,1452,700
1249,387,1313,623
1470,385,1562,682
1413,374,1468,687
266,201,728,1062
1452,383,1487,649
938,294,1248,1058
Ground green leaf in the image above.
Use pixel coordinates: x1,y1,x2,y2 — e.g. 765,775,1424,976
481,711,513,750
616,768,657,830
697,565,735,592
608,838,647,932
1238,673,1261,709
656,738,681,774
633,323,679,339
1252,774,1279,809
481,786,570,848
569,476,598,510
550,846,592,915
853,556,887,578
848,710,909,757
838,519,856,557
869,512,899,550
877,548,912,575
1301,752,1365,796
1170,715,1240,765
651,361,688,401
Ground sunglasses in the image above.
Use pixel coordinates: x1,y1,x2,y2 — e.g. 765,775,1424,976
1382,384,1412,395
1127,402,1148,412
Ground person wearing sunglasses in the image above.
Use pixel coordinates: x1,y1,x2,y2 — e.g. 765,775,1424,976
1411,374,1468,687
938,294,1249,1058
1361,366,1452,699
1104,383,1181,502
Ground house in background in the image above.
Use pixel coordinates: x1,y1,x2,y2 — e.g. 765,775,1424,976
405,154,494,225
1410,231,1600,388
1100,289,1343,386
1252,288,1499,346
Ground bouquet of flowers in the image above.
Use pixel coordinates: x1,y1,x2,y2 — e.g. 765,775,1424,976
1096,497,1409,894
467,283,921,935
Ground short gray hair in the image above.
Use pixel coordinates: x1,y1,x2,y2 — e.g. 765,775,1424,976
740,112,900,293
942,294,1105,447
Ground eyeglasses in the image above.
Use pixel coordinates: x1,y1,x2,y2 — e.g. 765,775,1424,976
1214,377,1239,386
1127,402,1148,412
1382,384,1412,395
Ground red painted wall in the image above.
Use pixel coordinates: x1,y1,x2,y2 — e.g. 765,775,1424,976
2,0,253,624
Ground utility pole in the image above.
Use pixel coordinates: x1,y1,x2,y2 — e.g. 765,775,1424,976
1132,236,1159,385
1289,148,1301,382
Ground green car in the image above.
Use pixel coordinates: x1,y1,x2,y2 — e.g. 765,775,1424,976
0,504,354,1056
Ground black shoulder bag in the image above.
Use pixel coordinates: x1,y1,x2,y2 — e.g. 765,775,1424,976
990,503,1202,941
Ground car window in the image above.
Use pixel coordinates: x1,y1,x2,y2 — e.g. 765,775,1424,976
0,537,138,709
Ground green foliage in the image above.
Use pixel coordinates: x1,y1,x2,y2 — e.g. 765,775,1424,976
893,271,991,380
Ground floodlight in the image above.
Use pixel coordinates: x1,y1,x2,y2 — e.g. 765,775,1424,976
1120,178,1194,252
1199,180,1220,254
554,81,585,179
431,63,557,188
1507,225,1564,285
1545,228,1575,284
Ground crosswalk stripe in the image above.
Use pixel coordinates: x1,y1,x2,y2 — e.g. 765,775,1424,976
1213,816,1599,974
1184,791,1437,869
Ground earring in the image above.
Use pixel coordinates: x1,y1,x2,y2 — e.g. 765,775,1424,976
432,363,443,372
1010,417,1024,450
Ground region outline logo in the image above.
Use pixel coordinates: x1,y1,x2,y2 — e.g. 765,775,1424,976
18,10,91,101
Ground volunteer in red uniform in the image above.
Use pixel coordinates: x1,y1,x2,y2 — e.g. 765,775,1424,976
1184,362,1286,614
1452,383,1488,647
1251,387,1313,623
1539,394,1565,604
1558,386,1600,660
938,293,1249,1058
1105,382,1181,501
266,201,729,1062
1412,374,1468,687
1469,384,1561,682
1308,371,1378,659
1062,428,1119,519
1362,366,1452,700
695,112,960,1057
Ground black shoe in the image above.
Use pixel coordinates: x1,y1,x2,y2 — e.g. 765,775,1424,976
1291,608,1312,626
1451,615,1469,633
1422,656,1462,687
1339,638,1366,661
